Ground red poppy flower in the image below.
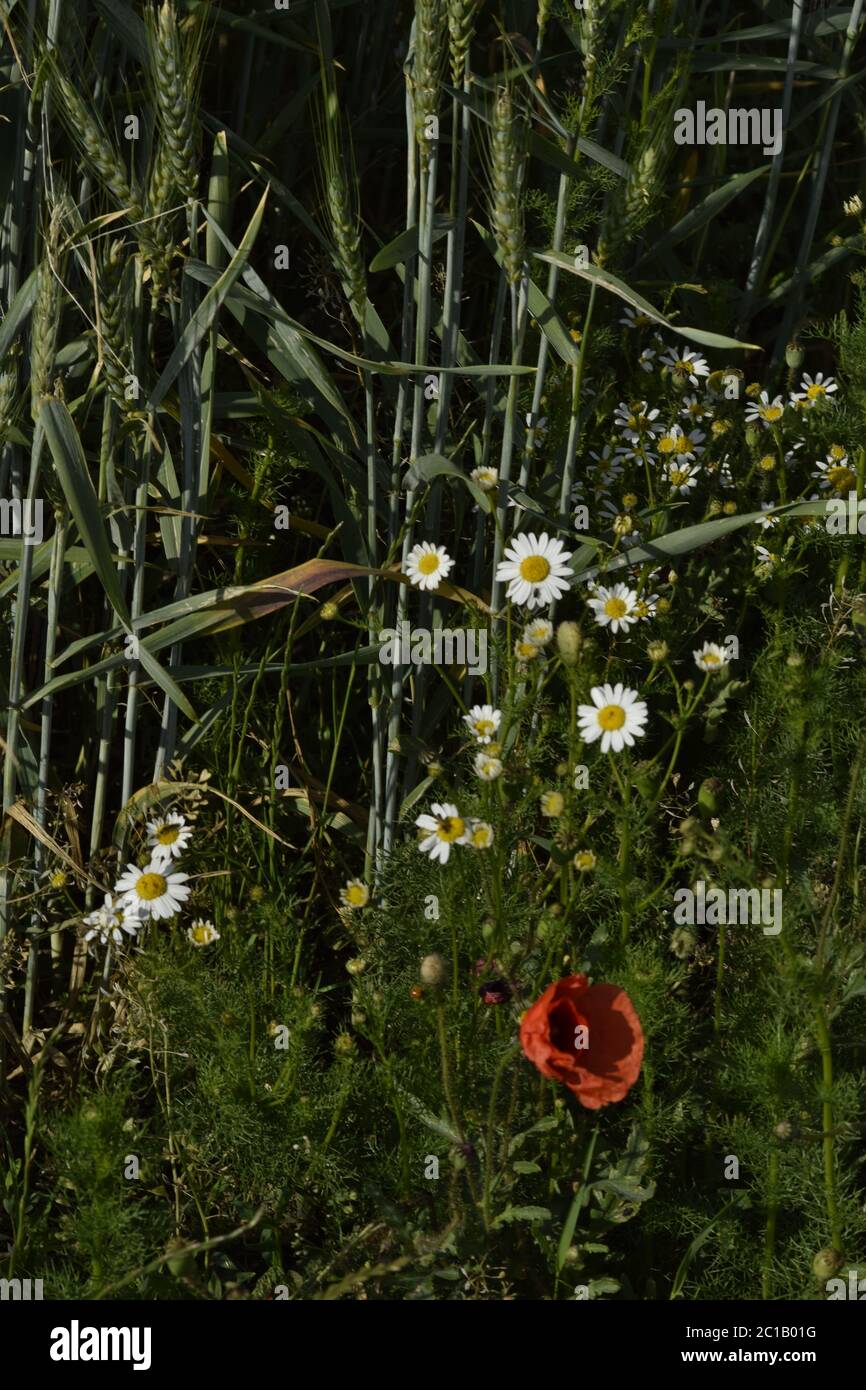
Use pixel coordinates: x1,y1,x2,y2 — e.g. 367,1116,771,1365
519,974,644,1109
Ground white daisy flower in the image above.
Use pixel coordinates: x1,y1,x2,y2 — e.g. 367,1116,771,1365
666,461,701,496
587,445,624,488
146,811,192,865
657,424,703,464
83,893,144,947
467,819,494,849
463,704,502,744
340,878,370,909
756,502,781,530
586,582,640,634
693,641,730,673
541,790,565,817
680,394,713,424
474,751,503,781
620,306,655,330
115,861,191,921
577,683,648,754
415,802,469,864
187,919,220,946
638,346,656,373
614,400,662,444
405,541,455,591
515,637,543,662
523,618,554,647
812,457,857,492
633,592,659,620
744,391,785,428
495,532,573,610
660,345,710,386
599,500,642,546
791,372,838,408
471,465,499,492
525,412,548,442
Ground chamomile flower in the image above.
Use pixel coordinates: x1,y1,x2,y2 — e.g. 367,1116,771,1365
146,811,192,865
633,593,658,620
467,820,494,849
614,400,662,444
620,306,654,330
115,861,191,921
813,454,856,493
405,541,454,591
587,445,624,488
599,500,642,546
792,372,838,408
187,919,220,947
541,790,565,818
495,532,573,610
680,394,713,424
573,850,597,872
744,391,785,428
415,803,468,864
586,582,640,634
657,424,703,463
474,751,503,781
577,683,648,754
660,345,710,386
515,637,542,662
523,618,554,647
42,867,69,891
463,704,502,744
638,346,657,373
693,641,730,673
83,893,144,947
471,465,499,492
525,412,548,442
756,502,781,529
666,461,701,496
340,879,370,910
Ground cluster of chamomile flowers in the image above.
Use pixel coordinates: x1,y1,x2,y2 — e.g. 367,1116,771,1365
81,811,219,951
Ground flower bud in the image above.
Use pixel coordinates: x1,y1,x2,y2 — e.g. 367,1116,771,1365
420,952,449,988
698,777,724,820
745,424,762,450
647,640,669,663
812,1247,843,1283
556,621,582,667
785,341,805,371
669,926,697,959
321,601,339,621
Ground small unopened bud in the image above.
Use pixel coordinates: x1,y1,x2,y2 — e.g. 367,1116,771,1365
647,640,669,663
785,341,805,371
420,952,449,988
346,957,367,976
556,622,582,667
812,1247,843,1283
669,926,697,959
321,601,339,621
745,424,762,450
773,1121,792,1141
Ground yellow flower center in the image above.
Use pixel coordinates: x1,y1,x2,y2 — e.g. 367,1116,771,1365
658,436,677,454
191,924,211,944
519,555,550,583
829,444,846,460
417,552,440,575
436,816,465,843
703,651,721,666
472,828,491,847
806,384,825,400
759,455,775,471
136,872,167,901
762,405,783,421
827,466,855,491
156,825,180,845
346,884,367,906
50,871,68,889
603,597,628,619
670,470,688,486
475,719,495,736
574,852,595,871
598,704,626,731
